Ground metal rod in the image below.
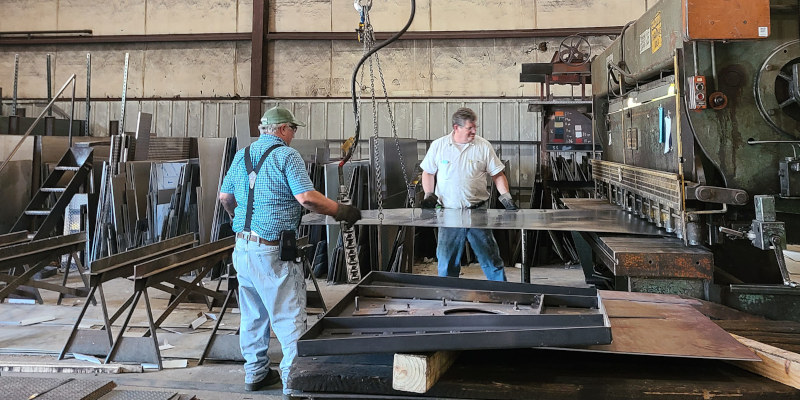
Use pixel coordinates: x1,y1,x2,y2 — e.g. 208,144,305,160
748,139,800,144
674,50,687,245
119,53,129,136
69,76,76,147
692,42,698,77
85,53,91,136
12,54,19,116
0,74,77,176
46,53,52,116
710,41,718,91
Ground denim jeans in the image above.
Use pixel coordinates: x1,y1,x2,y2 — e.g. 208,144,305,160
234,238,307,394
436,227,506,281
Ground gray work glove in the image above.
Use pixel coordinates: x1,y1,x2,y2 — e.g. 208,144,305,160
499,193,518,210
420,192,439,209
335,203,362,226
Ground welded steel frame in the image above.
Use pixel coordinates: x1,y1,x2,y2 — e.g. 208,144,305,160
59,236,234,369
298,272,611,356
58,233,197,362
0,232,88,302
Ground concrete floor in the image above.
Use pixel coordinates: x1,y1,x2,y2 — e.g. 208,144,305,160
0,261,588,400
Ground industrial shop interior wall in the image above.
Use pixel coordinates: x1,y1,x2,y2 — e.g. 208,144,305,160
1,0,648,101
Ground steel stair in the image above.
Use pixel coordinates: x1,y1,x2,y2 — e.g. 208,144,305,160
11,146,93,240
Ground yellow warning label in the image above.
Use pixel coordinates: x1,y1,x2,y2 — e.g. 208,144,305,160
651,11,662,54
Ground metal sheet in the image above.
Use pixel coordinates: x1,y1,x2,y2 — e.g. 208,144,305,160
578,297,760,361
197,138,229,244
99,390,177,400
0,376,115,400
302,208,668,235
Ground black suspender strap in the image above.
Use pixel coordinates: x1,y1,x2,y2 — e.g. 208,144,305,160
242,143,283,233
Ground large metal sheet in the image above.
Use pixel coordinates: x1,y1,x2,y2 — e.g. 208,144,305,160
303,208,668,235
197,138,229,244
575,292,761,361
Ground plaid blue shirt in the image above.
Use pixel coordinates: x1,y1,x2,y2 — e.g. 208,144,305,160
220,134,314,241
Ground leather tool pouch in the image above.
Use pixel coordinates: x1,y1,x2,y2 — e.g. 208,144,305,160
279,230,297,261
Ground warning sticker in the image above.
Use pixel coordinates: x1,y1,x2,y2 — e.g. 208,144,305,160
651,11,662,54
758,26,769,37
639,29,651,54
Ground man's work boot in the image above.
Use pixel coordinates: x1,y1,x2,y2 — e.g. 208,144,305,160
245,368,281,391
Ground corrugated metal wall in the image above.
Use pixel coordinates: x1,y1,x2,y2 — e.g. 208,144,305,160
2,98,542,188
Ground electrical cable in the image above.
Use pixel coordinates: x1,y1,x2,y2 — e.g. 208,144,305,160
342,0,416,167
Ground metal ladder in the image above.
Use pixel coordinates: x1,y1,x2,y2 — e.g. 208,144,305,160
11,146,93,240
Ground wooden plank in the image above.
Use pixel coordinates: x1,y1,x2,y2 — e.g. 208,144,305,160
392,351,458,393
729,333,800,390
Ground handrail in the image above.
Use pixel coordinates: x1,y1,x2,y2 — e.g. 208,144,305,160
0,73,76,175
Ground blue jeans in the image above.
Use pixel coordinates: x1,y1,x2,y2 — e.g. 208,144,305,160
437,228,506,281
234,238,307,395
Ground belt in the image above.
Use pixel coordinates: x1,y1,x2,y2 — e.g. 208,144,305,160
236,232,279,246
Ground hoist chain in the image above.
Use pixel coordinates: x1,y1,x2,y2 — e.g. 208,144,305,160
357,9,416,212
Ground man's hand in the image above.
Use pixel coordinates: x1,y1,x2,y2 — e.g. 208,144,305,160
335,203,362,225
499,193,518,210
420,192,439,209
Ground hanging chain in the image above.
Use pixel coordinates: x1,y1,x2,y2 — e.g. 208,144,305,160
358,7,416,211
364,18,385,222
372,45,415,207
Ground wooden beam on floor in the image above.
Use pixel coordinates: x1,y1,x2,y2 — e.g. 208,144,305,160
729,333,800,389
392,351,459,393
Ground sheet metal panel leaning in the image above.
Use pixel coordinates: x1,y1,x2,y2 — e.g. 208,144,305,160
420,107,519,281
218,106,361,397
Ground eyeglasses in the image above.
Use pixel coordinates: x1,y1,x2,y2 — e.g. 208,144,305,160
285,124,298,133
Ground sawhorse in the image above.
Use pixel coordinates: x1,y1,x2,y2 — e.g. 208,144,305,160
59,233,197,363
0,232,89,303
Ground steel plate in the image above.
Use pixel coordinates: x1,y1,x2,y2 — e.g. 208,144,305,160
302,208,668,235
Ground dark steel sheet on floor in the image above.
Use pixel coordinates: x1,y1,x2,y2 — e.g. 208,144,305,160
99,390,178,400
290,348,798,400
302,208,668,235
0,376,116,400
297,272,611,356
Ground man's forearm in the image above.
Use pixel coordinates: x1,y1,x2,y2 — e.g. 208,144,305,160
296,190,339,216
492,172,511,194
219,193,237,217
422,171,436,194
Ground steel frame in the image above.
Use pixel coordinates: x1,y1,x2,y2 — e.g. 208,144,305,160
0,232,88,303
298,272,611,356
59,236,238,369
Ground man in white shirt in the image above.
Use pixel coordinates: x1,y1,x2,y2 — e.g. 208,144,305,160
419,107,518,281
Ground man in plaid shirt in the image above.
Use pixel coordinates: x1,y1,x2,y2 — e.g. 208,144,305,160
219,106,360,399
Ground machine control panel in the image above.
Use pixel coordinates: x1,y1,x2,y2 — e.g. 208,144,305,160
544,108,593,150
688,75,707,110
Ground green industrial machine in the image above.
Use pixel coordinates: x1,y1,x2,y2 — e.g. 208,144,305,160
587,0,800,318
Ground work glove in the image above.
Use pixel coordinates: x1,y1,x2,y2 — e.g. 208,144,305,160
335,203,362,226
420,192,439,209
499,193,518,211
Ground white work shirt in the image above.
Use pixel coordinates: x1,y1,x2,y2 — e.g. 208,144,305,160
420,132,505,209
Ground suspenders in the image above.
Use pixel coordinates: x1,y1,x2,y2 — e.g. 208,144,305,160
242,144,282,233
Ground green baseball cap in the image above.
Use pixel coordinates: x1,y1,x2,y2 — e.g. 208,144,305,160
260,106,306,127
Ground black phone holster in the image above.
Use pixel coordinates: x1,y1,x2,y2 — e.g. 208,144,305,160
279,230,297,261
